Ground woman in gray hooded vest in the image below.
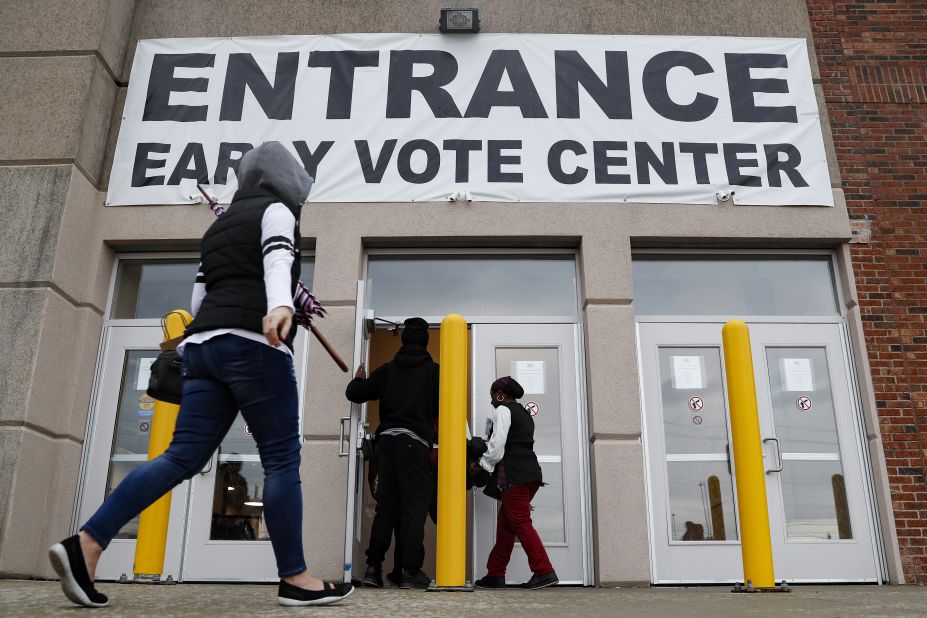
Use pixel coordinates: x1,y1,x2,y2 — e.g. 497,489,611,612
49,143,354,608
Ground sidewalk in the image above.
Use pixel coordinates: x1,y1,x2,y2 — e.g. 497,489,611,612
2,580,926,617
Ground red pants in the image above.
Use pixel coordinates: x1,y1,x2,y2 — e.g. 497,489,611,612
486,481,554,577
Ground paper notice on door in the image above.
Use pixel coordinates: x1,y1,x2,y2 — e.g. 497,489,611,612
672,356,704,390
513,360,546,395
781,358,814,392
136,357,157,391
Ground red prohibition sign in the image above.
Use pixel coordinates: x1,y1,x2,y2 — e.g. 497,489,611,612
525,401,540,417
688,396,704,412
692,415,703,425
797,395,813,412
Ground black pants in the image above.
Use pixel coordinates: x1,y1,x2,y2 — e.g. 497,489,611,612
389,463,438,576
366,434,432,571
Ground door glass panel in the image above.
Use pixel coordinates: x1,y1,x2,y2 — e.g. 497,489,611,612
494,346,565,543
210,416,269,541
105,350,160,539
658,347,738,541
765,347,852,540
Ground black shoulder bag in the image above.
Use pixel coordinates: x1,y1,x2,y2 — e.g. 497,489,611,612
146,312,190,405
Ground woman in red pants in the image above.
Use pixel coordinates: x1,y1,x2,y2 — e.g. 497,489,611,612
473,376,558,589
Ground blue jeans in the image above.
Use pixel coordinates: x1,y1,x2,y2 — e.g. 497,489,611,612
83,334,306,577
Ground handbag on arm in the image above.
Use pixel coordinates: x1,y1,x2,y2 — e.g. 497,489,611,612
145,311,190,405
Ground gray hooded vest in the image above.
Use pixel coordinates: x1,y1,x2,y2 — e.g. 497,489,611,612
184,142,314,351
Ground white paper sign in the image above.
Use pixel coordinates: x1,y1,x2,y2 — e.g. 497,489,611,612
672,356,704,390
513,360,546,395
107,34,832,206
781,358,814,392
136,357,157,390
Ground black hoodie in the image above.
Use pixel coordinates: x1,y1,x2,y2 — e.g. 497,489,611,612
345,345,439,445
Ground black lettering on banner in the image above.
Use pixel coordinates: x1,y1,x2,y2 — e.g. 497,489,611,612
397,139,441,183
144,54,215,122
132,143,171,186
443,140,483,182
465,50,548,118
723,143,762,187
214,142,253,184
725,53,797,123
293,141,335,178
307,51,379,119
679,142,719,185
548,140,588,184
593,141,631,184
387,51,462,118
635,142,678,184
355,139,398,183
764,143,809,188
488,140,523,182
555,50,632,119
168,142,209,185
220,52,299,121
642,51,718,122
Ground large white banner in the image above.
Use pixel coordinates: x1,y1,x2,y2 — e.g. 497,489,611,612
107,34,833,206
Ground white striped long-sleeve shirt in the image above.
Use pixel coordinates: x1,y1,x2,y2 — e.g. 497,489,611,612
180,202,296,355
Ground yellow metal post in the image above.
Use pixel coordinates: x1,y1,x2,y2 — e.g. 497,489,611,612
435,314,467,588
133,309,191,581
722,319,776,590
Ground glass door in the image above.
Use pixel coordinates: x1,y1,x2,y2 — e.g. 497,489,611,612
639,321,881,583
77,326,188,581
639,322,741,583
179,330,309,581
471,324,590,585
750,323,880,582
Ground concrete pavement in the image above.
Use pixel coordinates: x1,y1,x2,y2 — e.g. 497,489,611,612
2,580,927,617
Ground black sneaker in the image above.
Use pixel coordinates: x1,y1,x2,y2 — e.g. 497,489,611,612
277,580,354,606
522,571,559,589
362,563,383,588
474,575,507,589
48,535,108,608
386,570,402,587
399,568,432,589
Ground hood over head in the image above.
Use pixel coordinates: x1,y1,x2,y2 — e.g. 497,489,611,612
393,345,433,368
237,141,314,208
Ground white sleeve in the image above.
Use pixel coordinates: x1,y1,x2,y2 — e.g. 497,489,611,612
479,406,511,472
191,263,206,317
261,202,297,314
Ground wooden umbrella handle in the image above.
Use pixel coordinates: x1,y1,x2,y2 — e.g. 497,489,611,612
309,323,350,373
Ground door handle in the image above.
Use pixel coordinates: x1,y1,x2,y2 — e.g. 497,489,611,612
763,438,782,474
201,446,219,475
725,442,732,475
338,416,351,457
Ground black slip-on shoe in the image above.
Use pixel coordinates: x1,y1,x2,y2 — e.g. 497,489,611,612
277,580,354,606
386,570,402,587
48,535,109,608
362,563,384,588
399,568,432,589
522,571,559,589
474,575,507,589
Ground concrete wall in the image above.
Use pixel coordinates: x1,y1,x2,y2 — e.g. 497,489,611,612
0,0,890,585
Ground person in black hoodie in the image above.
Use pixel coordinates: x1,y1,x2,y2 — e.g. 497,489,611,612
346,317,438,590
473,376,558,590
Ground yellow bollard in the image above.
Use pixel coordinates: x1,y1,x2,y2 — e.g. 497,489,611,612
435,314,468,589
722,320,776,590
133,309,191,581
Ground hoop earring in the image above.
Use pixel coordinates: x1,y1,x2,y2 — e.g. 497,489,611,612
496,395,505,402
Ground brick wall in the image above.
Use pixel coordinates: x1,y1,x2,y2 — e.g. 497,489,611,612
807,0,927,584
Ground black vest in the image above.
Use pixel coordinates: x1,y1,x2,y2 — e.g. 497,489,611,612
489,402,543,491
185,189,301,350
